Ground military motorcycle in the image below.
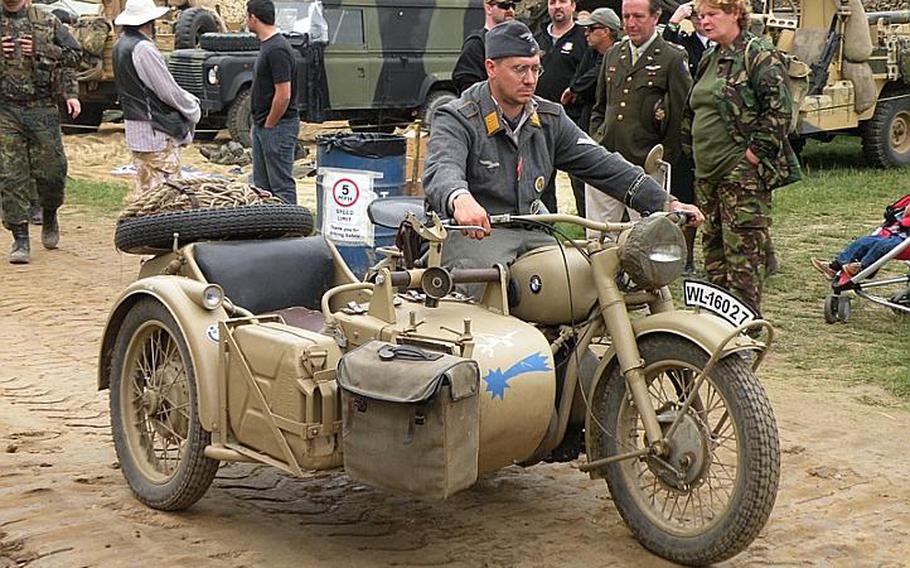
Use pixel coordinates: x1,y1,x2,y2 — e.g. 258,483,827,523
98,181,780,566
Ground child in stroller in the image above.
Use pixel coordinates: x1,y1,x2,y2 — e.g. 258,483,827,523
812,193,910,286
811,193,910,323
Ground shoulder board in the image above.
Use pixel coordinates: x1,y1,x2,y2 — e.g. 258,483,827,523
457,101,480,119
535,97,562,116
667,42,685,51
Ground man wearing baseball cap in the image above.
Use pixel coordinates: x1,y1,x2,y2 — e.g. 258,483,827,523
423,20,703,298
561,7,621,217
113,0,201,196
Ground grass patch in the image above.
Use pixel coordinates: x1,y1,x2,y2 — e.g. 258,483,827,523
66,177,129,214
759,136,910,396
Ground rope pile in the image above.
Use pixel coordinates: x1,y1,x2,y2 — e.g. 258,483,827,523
119,177,282,219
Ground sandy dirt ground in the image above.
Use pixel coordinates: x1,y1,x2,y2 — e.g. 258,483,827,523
2,132,910,567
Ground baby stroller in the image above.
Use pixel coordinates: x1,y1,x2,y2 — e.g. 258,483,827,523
824,193,910,323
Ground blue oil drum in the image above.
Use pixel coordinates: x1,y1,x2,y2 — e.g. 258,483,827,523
315,133,407,278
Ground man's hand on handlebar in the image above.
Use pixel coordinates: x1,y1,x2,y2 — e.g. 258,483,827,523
668,201,704,227
452,193,492,240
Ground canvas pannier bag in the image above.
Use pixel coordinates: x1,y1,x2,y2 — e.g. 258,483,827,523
337,341,480,500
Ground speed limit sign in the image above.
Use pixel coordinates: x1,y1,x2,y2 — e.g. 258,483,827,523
332,178,360,207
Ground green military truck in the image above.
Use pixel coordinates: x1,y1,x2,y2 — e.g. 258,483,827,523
168,0,483,146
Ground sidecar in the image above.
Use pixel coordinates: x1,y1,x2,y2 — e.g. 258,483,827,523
98,225,560,508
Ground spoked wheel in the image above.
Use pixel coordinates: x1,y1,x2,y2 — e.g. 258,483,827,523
589,335,780,565
109,298,219,510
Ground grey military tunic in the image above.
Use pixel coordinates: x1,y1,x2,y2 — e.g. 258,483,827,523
423,80,669,296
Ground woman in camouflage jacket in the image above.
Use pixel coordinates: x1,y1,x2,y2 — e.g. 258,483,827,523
680,0,801,314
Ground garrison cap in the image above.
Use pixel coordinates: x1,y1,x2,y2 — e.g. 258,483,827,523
485,20,539,60
577,7,621,32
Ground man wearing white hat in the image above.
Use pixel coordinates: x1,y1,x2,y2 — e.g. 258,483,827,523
113,0,200,196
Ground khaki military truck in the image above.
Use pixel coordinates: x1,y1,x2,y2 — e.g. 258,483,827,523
44,0,246,133
167,0,483,146
741,0,910,167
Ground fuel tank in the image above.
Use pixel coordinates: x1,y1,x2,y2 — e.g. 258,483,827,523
508,245,597,325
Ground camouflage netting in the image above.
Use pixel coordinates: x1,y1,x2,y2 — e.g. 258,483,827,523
215,0,248,26
864,0,910,11
119,177,282,219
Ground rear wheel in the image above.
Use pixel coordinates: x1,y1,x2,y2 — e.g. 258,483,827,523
109,298,219,510
861,90,910,167
589,335,780,565
824,294,839,324
227,88,252,147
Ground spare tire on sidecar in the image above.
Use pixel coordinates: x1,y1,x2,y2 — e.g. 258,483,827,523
114,179,314,254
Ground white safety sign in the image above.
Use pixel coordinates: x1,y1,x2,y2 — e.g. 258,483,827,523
320,168,380,245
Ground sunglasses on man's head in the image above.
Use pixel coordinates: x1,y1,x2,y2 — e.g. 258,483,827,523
489,1,517,10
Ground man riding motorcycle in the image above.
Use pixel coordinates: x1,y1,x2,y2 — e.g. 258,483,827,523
422,20,703,297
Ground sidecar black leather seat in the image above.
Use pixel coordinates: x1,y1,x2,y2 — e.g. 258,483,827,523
193,236,335,321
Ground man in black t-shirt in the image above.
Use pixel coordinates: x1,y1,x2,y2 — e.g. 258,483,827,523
452,0,518,94
533,0,587,214
247,0,299,204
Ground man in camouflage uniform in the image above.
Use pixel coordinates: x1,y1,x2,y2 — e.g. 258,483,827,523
681,9,800,313
1,0,81,263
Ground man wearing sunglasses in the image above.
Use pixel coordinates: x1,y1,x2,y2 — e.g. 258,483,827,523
424,21,703,298
453,0,519,94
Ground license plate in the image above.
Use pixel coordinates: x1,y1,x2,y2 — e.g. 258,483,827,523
682,280,757,327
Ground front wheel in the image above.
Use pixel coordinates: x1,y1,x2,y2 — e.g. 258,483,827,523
589,335,780,565
109,298,219,510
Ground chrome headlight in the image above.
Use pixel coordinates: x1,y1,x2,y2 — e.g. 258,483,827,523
201,284,225,310
206,65,219,85
619,216,687,289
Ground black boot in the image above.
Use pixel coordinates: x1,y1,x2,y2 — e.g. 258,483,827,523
41,208,59,250
29,202,42,225
9,224,29,264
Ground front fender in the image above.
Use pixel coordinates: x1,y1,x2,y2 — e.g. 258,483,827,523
580,311,764,464
97,276,228,431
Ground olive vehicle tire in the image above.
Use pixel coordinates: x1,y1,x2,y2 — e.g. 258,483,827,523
589,335,780,566
115,204,314,255
861,90,910,168
227,88,252,147
419,90,457,130
174,8,222,50
109,297,220,511
199,32,261,52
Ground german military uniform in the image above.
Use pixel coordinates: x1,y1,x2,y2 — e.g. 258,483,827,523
681,31,802,313
0,4,81,263
424,81,668,297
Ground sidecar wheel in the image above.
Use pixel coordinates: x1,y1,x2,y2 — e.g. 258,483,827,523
589,335,780,565
109,298,219,510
